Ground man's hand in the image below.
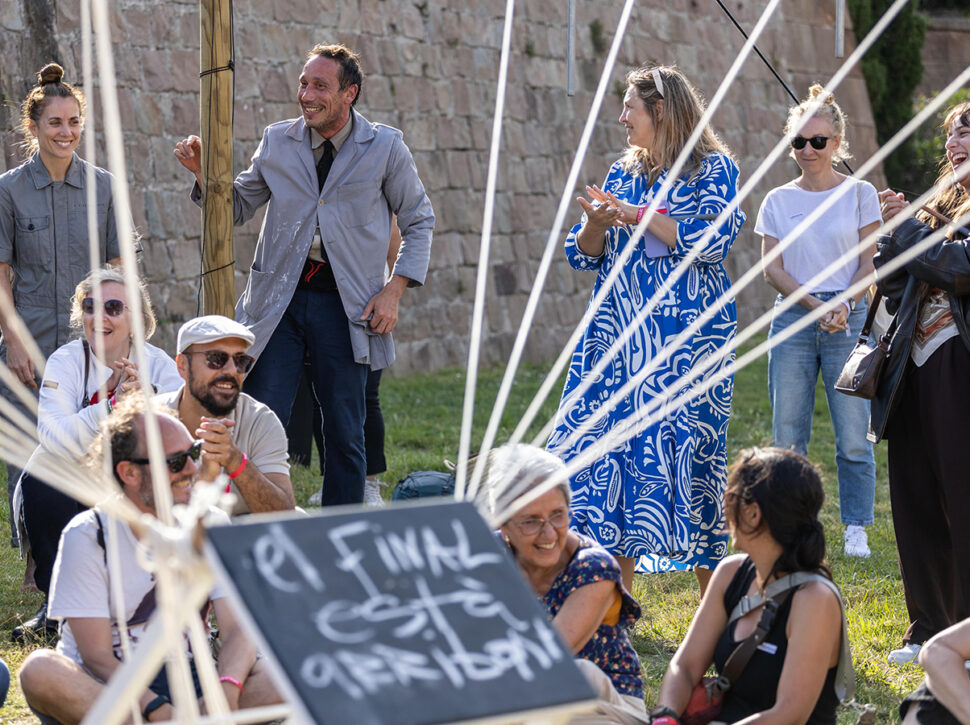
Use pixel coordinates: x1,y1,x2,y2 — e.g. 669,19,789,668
361,275,409,334
5,337,36,389
173,136,204,185
196,417,240,480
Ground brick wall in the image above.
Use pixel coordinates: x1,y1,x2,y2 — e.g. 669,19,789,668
0,0,887,375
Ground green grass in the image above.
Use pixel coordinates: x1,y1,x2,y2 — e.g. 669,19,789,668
0,349,924,722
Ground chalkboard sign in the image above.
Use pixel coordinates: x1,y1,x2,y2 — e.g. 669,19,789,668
206,500,596,725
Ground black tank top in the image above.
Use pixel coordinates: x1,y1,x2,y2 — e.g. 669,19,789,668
713,558,839,724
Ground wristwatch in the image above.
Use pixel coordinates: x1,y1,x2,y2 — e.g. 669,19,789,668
845,297,857,311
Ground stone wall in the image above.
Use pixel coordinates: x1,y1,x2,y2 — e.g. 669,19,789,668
0,0,886,375
917,11,970,97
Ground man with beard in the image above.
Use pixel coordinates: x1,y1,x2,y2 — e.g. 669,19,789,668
158,316,294,515
19,394,281,722
173,43,433,506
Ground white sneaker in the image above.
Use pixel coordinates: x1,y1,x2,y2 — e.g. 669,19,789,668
308,490,322,506
887,643,921,666
364,478,386,507
844,525,871,558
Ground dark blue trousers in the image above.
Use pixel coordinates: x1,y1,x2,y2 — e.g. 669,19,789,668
244,289,368,505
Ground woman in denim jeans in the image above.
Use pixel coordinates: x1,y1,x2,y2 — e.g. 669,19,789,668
755,86,880,559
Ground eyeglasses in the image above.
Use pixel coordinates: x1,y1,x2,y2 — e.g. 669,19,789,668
184,350,256,374
790,135,831,151
81,297,126,317
126,440,202,474
511,509,570,536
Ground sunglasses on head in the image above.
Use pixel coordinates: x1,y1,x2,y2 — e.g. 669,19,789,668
184,350,256,374
81,297,126,317
126,440,202,474
790,135,831,151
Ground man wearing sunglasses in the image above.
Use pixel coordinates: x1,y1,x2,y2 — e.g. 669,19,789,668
157,316,295,516
19,394,281,723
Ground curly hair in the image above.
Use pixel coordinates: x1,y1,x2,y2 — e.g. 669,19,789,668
918,102,970,234
68,268,158,340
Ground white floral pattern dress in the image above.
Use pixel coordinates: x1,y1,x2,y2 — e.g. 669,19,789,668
547,152,745,572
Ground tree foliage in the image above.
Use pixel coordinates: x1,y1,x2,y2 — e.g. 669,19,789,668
847,0,927,188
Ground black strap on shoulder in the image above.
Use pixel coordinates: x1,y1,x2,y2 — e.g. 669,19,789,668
81,340,92,409
93,509,107,565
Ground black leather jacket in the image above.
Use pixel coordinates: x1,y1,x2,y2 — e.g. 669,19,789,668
869,217,970,442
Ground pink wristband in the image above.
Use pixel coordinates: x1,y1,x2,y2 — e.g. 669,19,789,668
219,675,243,692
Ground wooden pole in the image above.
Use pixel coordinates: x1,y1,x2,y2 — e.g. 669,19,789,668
199,0,235,318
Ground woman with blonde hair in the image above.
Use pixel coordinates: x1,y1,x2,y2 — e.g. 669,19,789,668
756,84,880,560
874,102,970,666
547,65,746,595
15,268,180,640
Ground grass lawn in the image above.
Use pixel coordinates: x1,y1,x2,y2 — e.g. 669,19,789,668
0,348,925,722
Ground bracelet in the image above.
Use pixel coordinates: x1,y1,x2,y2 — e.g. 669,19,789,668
227,452,248,480
219,675,244,692
649,706,680,725
142,694,170,721
636,205,646,224
841,300,852,316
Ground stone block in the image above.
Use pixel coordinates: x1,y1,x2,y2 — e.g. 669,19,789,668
260,68,292,103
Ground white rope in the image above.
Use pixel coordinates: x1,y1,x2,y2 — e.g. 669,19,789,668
464,0,781,501
510,0,914,451
548,59,970,454
454,0,517,500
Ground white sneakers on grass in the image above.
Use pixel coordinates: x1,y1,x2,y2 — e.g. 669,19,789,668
887,643,921,666
308,477,386,507
844,525,871,558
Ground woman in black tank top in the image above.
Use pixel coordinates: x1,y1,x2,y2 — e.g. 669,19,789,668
648,448,845,724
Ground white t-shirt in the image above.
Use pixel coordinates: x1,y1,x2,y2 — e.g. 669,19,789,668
48,505,228,665
755,177,881,292
156,387,290,515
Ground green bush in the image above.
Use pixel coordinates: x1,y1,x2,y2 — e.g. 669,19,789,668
847,0,927,189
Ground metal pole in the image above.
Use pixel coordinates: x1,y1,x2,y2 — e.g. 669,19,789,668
567,0,576,95
835,0,846,58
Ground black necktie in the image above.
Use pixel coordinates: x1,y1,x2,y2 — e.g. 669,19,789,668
316,139,334,192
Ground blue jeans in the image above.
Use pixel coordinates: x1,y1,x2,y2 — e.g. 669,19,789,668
767,292,876,526
244,289,368,504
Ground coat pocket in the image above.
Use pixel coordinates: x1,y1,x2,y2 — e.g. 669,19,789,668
337,182,381,228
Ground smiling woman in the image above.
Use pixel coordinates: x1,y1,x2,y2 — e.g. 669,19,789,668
491,444,647,724
13,269,182,641
0,63,133,552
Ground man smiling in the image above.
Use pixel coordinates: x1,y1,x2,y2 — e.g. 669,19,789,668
173,43,433,506
157,316,294,515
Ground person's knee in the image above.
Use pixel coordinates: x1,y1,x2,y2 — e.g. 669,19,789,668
19,649,63,703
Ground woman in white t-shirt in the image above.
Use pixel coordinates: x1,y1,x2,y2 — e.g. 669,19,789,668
755,85,880,559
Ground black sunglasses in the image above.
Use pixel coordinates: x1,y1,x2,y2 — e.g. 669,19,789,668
81,297,126,317
125,440,202,474
184,350,255,374
790,135,831,151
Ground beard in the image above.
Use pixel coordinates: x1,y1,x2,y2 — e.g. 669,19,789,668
187,366,240,416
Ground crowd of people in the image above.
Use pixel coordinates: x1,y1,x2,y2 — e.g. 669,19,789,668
0,42,968,725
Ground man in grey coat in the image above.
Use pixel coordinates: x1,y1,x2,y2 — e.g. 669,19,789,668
174,43,433,505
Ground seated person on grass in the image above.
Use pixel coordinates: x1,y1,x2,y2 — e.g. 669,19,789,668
18,395,282,724
901,617,970,725
159,315,295,516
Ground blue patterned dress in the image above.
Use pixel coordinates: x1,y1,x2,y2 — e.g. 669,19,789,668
547,153,745,572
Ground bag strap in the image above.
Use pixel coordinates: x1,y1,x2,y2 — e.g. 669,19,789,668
81,340,92,409
712,587,792,697
729,572,855,701
857,290,882,342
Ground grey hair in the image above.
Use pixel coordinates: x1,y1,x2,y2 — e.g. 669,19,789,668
484,444,571,523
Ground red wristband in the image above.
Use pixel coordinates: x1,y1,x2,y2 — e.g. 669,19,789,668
219,675,243,692
636,205,646,224
227,452,248,480
651,718,678,725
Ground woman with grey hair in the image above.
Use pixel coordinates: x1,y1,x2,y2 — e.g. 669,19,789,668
14,269,181,640
492,444,646,723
